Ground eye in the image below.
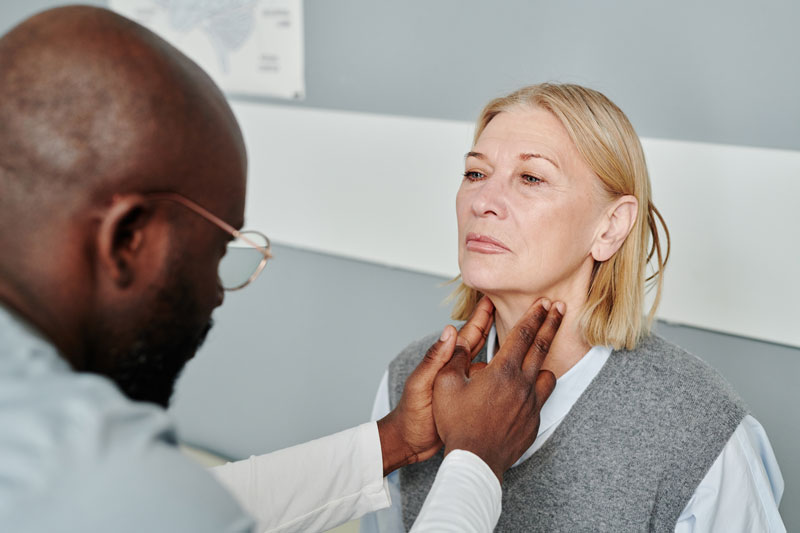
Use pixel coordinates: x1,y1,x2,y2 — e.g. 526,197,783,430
463,170,486,181
521,173,543,185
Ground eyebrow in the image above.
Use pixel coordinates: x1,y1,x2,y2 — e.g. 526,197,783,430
520,152,559,169
465,151,559,169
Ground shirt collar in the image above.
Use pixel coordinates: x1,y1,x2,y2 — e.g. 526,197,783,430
0,304,70,378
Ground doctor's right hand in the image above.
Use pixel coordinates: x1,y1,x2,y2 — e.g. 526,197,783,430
377,297,495,477
432,298,563,482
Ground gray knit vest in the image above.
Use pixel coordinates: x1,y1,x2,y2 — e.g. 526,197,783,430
388,333,746,532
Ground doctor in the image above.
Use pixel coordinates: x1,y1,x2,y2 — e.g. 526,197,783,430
0,6,563,532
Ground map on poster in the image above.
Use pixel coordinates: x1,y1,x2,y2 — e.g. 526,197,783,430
109,0,305,99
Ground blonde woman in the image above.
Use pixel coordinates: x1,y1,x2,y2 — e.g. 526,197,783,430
363,84,784,532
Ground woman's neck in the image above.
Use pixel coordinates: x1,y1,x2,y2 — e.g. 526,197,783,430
492,295,591,379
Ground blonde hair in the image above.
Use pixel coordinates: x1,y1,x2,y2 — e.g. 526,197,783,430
451,83,669,350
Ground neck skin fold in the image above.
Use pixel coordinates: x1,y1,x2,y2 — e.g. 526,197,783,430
489,262,594,379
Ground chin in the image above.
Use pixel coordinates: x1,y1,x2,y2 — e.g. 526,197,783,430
462,266,550,304
459,250,515,283
460,267,510,296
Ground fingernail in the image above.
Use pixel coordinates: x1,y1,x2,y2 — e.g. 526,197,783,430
542,299,552,311
555,302,566,314
440,327,452,342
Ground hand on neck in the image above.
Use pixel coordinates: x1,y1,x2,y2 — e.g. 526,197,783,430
492,293,591,379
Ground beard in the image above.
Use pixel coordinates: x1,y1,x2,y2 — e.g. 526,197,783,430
94,271,215,408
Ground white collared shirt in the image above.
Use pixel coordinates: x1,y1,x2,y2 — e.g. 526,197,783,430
362,326,786,533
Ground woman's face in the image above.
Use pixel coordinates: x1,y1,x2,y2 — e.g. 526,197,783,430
456,107,610,302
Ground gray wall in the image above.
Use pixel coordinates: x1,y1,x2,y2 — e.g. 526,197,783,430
289,1,800,151
0,0,107,31
2,1,797,529
6,1,800,150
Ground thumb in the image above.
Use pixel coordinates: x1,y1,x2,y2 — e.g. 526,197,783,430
407,325,458,392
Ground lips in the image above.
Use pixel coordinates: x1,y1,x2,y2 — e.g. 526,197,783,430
465,232,511,254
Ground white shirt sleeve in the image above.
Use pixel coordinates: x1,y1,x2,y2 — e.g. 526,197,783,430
361,370,503,533
410,450,502,532
211,422,391,533
675,415,786,532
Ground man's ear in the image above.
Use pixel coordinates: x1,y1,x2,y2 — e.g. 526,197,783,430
591,195,638,262
96,194,155,288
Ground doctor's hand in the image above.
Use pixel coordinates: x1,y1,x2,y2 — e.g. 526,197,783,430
433,298,563,483
377,297,494,477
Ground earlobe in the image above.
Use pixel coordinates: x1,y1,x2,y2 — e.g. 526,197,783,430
591,195,638,262
96,194,151,288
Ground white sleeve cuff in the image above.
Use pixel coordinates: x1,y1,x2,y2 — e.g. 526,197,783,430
410,450,501,533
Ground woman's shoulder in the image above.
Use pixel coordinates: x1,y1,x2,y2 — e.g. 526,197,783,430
388,330,446,372
623,333,723,375
613,333,746,411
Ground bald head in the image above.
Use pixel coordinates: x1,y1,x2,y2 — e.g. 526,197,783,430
0,6,250,404
0,5,245,220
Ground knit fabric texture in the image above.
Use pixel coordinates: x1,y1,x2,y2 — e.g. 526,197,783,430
388,333,747,532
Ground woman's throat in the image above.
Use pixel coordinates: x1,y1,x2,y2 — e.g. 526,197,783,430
493,301,590,379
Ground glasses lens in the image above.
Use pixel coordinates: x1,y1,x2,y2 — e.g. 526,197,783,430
218,231,270,290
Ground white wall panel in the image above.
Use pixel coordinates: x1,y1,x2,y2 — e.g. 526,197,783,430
233,101,470,277
644,139,800,347
232,102,800,347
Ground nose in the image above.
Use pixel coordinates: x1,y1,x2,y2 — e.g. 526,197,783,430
471,175,508,219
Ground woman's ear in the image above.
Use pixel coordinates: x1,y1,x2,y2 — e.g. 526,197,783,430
95,194,154,288
591,195,638,262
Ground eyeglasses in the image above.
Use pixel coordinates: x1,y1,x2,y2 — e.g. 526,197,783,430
145,192,272,291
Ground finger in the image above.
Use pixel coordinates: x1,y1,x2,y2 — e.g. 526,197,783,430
407,325,458,392
467,361,487,377
492,298,550,370
522,303,565,380
457,297,494,357
443,338,472,377
533,369,557,410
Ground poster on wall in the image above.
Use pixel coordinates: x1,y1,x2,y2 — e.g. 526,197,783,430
109,0,305,100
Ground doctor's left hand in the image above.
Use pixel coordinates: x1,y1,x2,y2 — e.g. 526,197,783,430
377,297,494,477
